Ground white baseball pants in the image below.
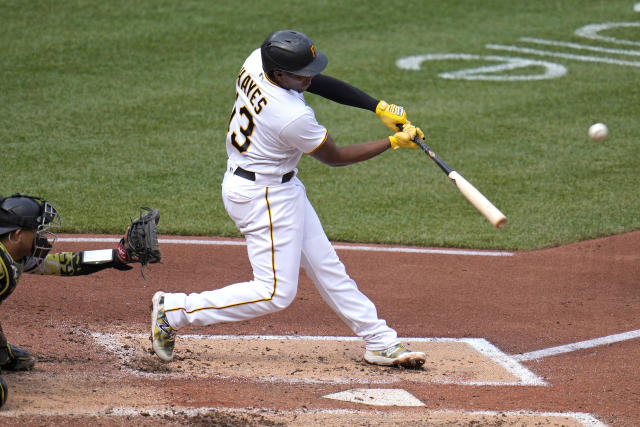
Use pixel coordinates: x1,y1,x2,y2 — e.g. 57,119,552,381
163,168,399,350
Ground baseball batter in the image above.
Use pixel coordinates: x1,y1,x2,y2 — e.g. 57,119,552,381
152,30,426,368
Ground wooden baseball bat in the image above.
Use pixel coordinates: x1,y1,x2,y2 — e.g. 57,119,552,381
413,137,507,229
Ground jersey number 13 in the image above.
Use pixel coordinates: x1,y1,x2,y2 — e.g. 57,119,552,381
228,105,255,153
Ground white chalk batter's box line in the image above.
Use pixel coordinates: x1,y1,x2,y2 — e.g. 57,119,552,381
58,236,514,257
0,406,608,426
425,410,605,427
90,332,545,386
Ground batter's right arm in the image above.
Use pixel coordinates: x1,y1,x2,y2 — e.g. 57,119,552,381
310,125,423,167
310,133,391,167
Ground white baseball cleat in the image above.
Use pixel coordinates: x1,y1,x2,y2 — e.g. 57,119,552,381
151,291,176,362
364,343,426,368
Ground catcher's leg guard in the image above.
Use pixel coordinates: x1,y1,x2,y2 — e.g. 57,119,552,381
0,344,36,371
0,375,7,409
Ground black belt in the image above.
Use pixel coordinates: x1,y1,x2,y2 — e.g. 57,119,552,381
234,166,294,183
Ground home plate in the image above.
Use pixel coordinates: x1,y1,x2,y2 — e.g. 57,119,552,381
323,388,424,407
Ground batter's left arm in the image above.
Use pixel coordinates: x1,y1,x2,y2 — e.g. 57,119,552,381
307,74,409,132
307,74,379,110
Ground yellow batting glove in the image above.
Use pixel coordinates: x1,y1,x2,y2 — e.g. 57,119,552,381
388,124,425,150
376,100,408,132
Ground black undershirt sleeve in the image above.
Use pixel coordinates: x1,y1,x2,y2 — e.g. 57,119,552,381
307,74,379,112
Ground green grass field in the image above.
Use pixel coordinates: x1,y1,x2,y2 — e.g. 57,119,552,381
2,0,638,250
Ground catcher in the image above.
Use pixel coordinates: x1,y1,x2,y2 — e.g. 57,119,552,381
0,193,160,409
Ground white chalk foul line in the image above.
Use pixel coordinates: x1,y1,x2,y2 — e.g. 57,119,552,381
513,329,640,361
57,236,514,257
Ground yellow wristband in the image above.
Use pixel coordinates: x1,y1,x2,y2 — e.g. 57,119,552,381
375,100,389,116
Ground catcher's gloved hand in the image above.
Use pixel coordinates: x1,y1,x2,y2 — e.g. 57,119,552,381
0,344,36,371
389,124,424,150
116,207,161,277
376,100,409,132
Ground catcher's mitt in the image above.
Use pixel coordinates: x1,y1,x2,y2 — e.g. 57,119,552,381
117,207,161,277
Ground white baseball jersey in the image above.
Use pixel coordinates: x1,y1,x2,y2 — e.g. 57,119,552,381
226,49,327,176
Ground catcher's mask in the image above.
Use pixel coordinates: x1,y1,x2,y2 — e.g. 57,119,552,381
0,193,61,260
261,30,328,77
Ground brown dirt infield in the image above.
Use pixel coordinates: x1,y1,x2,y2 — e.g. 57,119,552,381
0,231,638,425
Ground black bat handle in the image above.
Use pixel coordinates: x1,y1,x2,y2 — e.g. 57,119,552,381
413,136,454,175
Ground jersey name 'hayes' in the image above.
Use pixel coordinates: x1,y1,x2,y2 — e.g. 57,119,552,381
227,49,328,177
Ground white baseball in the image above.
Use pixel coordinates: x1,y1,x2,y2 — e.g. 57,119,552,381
588,123,608,141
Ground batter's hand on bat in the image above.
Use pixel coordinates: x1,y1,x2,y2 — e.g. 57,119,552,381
376,100,408,132
389,124,424,150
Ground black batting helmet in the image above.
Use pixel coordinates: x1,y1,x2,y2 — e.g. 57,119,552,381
261,30,328,77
